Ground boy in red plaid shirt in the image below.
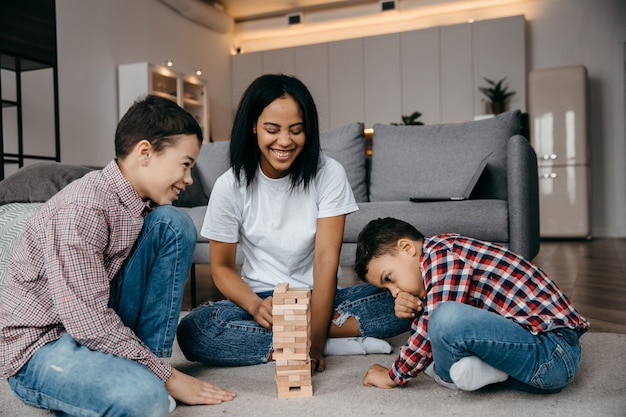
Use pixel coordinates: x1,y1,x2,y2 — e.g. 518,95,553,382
355,217,588,393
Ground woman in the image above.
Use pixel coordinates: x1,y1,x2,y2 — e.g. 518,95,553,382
177,74,409,372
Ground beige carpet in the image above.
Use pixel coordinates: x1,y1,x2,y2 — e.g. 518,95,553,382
1,331,625,417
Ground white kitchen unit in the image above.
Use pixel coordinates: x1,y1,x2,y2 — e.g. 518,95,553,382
118,62,209,141
529,65,590,238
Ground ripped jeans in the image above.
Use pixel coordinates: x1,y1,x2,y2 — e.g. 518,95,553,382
176,284,411,366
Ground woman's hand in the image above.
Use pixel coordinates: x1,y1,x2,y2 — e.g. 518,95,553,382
166,367,236,405
394,291,423,319
363,364,398,389
310,351,326,373
252,296,273,329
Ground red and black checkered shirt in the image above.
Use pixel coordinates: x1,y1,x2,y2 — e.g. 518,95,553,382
0,161,172,381
390,233,589,386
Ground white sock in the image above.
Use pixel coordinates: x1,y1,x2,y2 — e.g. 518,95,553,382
168,395,176,413
323,337,392,355
449,356,508,391
424,363,458,390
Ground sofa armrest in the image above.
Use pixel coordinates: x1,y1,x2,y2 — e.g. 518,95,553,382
507,134,540,260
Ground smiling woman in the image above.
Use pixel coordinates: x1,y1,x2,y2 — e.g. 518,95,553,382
176,73,411,373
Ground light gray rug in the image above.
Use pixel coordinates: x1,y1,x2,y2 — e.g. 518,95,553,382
1,331,625,417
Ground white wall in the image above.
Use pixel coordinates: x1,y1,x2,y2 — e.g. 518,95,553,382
52,0,626,237
55,0,233,167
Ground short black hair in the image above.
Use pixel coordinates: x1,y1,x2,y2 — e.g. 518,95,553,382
355,217,424,282
230,73,320,189
115,95,203,159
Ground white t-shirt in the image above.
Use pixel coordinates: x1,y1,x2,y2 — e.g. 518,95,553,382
202,156,358,292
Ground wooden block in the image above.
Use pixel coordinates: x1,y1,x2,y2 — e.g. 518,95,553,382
276,384,313,398
273,303,309,311
274,283,289,294
273,342,308,351
275,359,310,367
273,351,309,361
275,363,310,375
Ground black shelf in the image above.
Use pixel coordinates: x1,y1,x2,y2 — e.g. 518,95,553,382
1,52,60,180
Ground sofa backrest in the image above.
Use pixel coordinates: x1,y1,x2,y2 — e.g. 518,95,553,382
318,122,367,202
369,110,521,202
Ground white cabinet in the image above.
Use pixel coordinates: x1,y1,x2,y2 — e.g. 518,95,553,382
537,166,590,238
529,65,590,238
231,15,525,129
118,62,209,142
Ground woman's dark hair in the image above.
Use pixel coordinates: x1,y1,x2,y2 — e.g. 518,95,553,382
230,74,321,189
355,218,424,282
115,95,203,159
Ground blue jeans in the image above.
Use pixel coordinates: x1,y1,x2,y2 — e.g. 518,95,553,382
427,302,585,393
176,283,411,366
8,206,196,417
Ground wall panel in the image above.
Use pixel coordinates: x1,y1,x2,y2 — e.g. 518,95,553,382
400,27,441,124
364,33,401,126
328,38,365,128
440,22,474,123
231,52,262,113
473,15,526,115
295,44,330,131
231,15,525,130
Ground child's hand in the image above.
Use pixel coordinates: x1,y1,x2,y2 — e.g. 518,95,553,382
363,364,398,389
253,296,273,329
394,291,423,319
166,368,236,405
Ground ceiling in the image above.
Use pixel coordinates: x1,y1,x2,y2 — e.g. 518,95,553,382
212,0,379,22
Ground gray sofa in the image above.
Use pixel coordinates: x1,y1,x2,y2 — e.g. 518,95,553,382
182,110,540,280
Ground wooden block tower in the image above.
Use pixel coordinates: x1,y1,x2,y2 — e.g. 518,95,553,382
272,282,313,398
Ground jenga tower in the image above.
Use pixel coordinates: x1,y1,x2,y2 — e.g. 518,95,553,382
272,282,313,398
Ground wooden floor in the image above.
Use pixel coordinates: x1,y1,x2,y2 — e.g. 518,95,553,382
182,238,626,335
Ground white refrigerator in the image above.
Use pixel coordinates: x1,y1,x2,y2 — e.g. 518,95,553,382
528,65,591,238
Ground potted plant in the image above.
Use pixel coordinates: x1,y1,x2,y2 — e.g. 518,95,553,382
478,77,516,115
392,111,424,126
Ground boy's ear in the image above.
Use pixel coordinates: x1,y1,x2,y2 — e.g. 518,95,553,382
397,238,417,255
134,140,153,165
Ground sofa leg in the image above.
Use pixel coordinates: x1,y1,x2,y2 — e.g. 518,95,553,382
190,263,197,308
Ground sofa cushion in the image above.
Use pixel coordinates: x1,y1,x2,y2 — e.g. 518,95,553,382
0,162,94,205
369,111,521,202
320,122,367,203
343,200,509,245
195,141,231,199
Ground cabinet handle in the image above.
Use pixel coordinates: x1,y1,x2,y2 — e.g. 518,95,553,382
541,172,558,179
541,154,558,160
